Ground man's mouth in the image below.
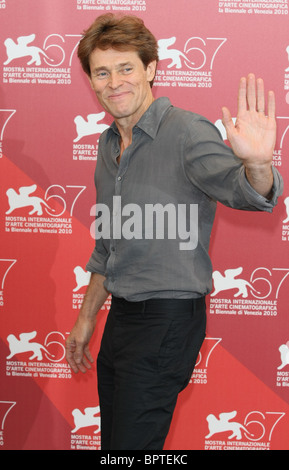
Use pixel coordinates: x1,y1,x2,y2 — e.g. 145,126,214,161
108,92,131,101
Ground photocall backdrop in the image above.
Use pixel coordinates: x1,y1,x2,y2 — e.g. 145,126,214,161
1,0,289,451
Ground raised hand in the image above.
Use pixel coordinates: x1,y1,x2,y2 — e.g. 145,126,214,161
222,73,276,197
222,73,276,166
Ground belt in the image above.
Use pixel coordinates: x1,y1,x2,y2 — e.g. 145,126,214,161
111,295,205,315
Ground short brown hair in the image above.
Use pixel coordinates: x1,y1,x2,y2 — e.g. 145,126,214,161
77,14,159,87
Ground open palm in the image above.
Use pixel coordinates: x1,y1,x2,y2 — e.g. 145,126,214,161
222,74,276,167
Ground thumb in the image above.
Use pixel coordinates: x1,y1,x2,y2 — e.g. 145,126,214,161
221,106,235,135
83,344,94,364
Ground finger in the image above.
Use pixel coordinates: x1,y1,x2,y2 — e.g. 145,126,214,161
65,341,80,374
74,344,88,373
246,73,256,110
267,90,276,119
84,345,94,364
237,76,247,113
79,346,93,371
69,358,81,374
256,77,265,113
81,356,93,371
221,106,235,136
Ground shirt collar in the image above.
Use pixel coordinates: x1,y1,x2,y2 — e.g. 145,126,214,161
109,97,172,139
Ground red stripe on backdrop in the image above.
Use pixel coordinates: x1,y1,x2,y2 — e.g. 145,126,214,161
164,344,289,450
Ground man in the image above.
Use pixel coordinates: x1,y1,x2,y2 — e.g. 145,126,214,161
66,14,283,450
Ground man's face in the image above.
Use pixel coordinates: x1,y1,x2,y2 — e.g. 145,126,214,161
89,48,156,123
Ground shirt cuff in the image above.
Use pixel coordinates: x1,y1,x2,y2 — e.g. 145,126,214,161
239,165,284,212
86,246,107,275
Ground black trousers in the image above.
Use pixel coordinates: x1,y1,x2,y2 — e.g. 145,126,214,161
97,295,207,450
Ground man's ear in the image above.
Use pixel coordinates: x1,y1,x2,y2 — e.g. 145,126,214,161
146,60,157,83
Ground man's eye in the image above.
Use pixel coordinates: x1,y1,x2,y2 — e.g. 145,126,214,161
122,67,133,74
95,71,109,79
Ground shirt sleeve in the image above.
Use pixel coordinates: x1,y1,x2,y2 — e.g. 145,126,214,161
86,243,108,275
183,117,283,212
85,135,109,275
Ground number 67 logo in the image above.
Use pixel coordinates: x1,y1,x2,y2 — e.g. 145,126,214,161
243,411,285,442
206,411,285,442
211,267,289,300
249,268,289,300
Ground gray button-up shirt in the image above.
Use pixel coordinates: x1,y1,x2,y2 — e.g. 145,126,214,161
86,97,283,301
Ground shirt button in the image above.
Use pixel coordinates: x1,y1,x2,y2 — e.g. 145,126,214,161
117,176,122,181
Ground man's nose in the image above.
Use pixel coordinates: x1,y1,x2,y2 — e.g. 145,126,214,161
109,71,122,89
